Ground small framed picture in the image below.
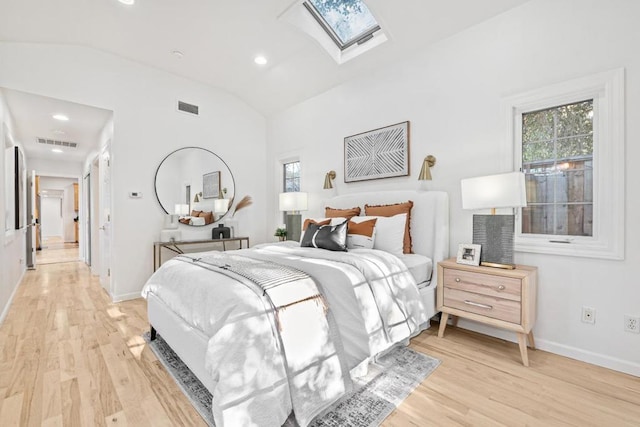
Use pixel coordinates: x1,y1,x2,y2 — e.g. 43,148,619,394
456,243,481,266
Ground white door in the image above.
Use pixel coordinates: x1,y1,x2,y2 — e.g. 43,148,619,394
99,143,112,294
26,170,37,269
41,197,63,238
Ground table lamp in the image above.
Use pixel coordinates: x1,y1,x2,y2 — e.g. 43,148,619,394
214,198,230,218
461,172,526,269
279,192,308,242
160,204,188,242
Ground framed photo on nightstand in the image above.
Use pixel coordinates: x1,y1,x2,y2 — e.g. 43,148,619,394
456,243,481,266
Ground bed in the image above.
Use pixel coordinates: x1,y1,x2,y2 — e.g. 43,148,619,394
142,190,449,426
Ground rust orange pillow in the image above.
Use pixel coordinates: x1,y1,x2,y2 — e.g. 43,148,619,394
364,201,414,254
347,219,377,238
325,206,361,219
303,218,331,231
347,218,377,249
191,210,203,217
199,211,214,225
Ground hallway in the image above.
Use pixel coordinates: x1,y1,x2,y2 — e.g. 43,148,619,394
36,236,79,265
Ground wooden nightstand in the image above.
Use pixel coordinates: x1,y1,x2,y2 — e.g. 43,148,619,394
437,258,537,366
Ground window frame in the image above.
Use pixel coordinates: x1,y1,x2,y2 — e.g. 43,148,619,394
520,99,594,237
279,0,388,65
503,69,625,260
302,1,381,51
282,160,301,193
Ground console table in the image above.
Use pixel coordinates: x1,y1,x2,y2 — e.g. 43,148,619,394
153,237,250,272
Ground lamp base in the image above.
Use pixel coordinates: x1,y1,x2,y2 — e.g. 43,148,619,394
160,229,182,243
480,261,516,269
286,214,302,242
473,214,515,268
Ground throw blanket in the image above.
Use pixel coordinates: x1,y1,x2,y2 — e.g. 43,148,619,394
175,252,352,426
142,243,427,427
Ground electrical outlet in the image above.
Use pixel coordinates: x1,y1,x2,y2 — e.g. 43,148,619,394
581,306,596,324
624,315,640,333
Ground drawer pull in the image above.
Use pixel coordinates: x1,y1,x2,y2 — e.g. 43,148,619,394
455,278,461,282
497,285,506,291
464,300,493,310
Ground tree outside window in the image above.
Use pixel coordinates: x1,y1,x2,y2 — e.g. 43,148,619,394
283,161,300,193
521,100,593,237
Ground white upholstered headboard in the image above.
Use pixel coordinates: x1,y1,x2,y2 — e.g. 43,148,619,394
325,190,450,282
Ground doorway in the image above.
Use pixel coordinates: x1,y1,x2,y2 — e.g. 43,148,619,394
36,176,80,265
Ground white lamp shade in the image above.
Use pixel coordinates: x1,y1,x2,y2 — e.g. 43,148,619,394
214,198,230,213
279,192,308,212
174,204,190,215
461,172,527,210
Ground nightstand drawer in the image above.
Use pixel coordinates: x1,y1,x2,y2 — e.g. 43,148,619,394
443,288,521,324
443,268,521,302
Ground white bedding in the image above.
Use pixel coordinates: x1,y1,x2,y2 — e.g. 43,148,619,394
142,242,427,427
397,253,433,285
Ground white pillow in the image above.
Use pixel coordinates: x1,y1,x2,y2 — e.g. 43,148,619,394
345,217,377,249
352,214,406,255
190,216,206,226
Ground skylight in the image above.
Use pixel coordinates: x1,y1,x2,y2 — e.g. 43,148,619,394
304,0,381,50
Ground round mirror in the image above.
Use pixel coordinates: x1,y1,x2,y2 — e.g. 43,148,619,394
154,147,235,226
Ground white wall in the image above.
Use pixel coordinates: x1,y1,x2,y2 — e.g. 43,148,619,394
29,157,83,177
0,42,268,301
0,90,26,324
268,0,640,375
41,196,62,237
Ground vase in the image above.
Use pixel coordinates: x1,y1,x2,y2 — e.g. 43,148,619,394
212,224,231,239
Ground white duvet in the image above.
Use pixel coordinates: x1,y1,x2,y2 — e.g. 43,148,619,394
141,242,428,426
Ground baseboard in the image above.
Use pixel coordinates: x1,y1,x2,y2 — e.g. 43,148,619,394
535,338,640,377
454,319,640,377
112,291,142,303
0,268,25,326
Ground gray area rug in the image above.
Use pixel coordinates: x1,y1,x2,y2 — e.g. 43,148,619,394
146,333,440,426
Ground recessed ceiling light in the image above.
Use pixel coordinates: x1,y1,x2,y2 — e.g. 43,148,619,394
254,55,268,65
52,129,67,135
118,0,135,5
172,50,184,59
52,148,63,153
52,114,69,121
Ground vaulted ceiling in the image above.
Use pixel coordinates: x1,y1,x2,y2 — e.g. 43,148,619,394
1,0,531,117
1,0,531,163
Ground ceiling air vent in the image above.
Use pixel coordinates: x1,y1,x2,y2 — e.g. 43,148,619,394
36,137,78,148
177,100,199,116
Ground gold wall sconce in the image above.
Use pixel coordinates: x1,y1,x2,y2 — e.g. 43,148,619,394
323,170,336,189
193,192,203,203
418,155,437,180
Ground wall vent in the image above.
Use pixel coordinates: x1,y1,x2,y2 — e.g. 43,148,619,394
36,137,78,148
178,101,199,116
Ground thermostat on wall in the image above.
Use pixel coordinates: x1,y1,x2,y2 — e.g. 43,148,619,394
129,191,143,199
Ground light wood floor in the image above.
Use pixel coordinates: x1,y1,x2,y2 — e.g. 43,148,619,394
37,236,79,265
1,261,638,426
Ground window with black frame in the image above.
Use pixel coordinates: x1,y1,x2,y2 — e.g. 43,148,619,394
521,100,594,237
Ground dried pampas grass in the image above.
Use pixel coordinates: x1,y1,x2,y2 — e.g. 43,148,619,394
231,196,253,217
